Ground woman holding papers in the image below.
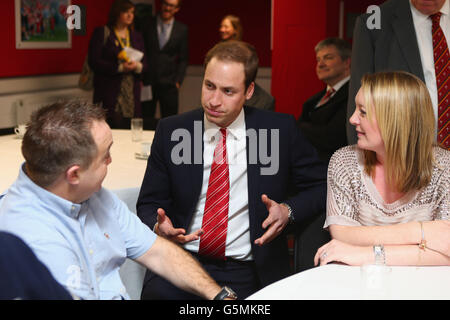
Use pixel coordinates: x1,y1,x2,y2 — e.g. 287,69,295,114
89,0,146,129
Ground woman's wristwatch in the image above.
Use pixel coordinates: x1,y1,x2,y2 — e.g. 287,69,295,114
373,244,386,265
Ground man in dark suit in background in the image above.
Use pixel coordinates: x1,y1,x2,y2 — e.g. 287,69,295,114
347,0,449,146
245,82,276,111
295,38,350,272
298,37,351,163
142,0,188,123
137,40,327,299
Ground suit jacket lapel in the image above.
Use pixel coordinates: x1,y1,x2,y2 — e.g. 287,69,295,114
328,81,349,105
306,81,349,111
244,107,261,232
304,88,326,111
164,21,177,49
151,19,160,51
189,109,205,208
391,0,425,80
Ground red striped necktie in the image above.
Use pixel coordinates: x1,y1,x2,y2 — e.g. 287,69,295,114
317,88,335,107
198,128,229,260
431,12,449,149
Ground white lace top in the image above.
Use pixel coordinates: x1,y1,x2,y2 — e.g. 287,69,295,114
325,145,449,227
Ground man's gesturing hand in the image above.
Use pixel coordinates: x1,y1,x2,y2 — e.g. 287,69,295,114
254,194,290,246
154,208,203,244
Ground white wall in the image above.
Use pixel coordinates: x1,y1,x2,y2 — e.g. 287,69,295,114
0,74,93,128
0,66,271,129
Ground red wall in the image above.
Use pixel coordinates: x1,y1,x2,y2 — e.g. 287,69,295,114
173,0,272,67
0,0,271,78
272,0,386,117
1,0,385,117
0,0,114,78
271,0,327,117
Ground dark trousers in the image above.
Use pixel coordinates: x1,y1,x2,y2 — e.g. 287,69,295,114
140,252,261,300
142,83,179,119
294,212,331,272
106,111,131,129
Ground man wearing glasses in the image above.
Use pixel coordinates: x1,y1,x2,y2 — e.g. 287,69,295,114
142,0,188,123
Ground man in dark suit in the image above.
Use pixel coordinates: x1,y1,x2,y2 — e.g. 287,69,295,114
137,40,327,299
298,38,351,163
347,0,448,145
295,38,351,273
142,0,188,122
246,83,275,111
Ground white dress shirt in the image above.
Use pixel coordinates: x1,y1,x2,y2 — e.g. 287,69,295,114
331,75,350,93
315,76,350,108
157,15,174,48
183,109,253,261
410,0,449,131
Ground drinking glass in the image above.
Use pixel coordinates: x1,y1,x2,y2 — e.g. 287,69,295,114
131,118,143,142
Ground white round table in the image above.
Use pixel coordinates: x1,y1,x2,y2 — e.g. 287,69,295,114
0,129,154,192
247,264,450,300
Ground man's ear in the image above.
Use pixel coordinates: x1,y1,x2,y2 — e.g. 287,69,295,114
245,82,255,100
65,165,81,185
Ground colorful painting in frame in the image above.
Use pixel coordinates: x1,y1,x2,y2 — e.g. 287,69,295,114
15,0,72,49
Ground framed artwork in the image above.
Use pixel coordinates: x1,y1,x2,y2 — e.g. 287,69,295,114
15,0,72,49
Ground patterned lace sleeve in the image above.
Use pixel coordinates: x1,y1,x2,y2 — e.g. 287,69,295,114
324,146,362,228
433,147,450,221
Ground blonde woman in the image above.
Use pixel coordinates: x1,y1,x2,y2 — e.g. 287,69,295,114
315,71,449,267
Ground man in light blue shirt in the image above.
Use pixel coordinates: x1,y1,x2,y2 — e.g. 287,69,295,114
0,101,226,300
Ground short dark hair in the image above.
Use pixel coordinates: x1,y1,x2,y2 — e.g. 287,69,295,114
107,0,135,29
161,0,182,8
22,101,106,187
315,37,351,61
204,40,258,90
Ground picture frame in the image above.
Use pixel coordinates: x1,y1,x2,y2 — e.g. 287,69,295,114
15,0,72,49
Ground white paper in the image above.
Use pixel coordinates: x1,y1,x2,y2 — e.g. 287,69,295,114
141,85,153,102
124,47,144,62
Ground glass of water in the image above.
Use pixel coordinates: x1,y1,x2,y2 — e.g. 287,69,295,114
131,118,143,142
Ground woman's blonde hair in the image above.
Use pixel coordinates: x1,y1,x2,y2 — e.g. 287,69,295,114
361,71,436,193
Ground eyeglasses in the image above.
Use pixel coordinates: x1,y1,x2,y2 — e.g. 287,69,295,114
162,1,178,9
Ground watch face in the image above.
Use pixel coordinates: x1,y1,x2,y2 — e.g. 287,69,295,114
374,245,385,265
225,287,237,298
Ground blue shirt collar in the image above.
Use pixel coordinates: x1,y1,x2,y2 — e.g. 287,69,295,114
17,163,82,219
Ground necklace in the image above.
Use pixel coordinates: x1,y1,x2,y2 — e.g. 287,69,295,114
114,28,130,48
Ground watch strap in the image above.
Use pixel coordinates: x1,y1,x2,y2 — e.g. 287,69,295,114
373,244,386,265
280,202,294,224
213,286,237,300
